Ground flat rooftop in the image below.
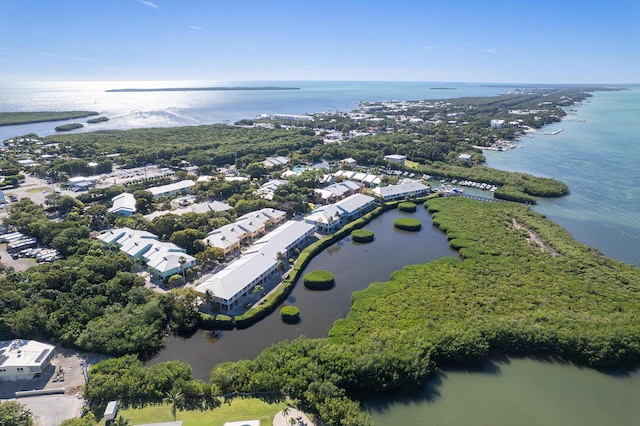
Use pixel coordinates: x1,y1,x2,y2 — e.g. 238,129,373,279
0,340,55,368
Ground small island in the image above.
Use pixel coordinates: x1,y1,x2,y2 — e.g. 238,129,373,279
398,201,417,212
0,111,98,126
394,217,422,231
55,123,84,132
280,305,301,324
106,86,300,93
87,116,109,124
351,229,374,243
303,270,336,290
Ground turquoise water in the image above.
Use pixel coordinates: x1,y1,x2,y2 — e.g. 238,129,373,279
368,88,640,425
0,80,507,140
484,88,640,266
4,82,636,267
2,82,640,423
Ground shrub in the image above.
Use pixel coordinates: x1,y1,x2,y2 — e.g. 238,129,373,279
351,229,374,243
493,186,537,204
394,218,422,232
304,270,335,290
398,202,417,212
280,305,300,324
198,313,234,330
235,283,291,329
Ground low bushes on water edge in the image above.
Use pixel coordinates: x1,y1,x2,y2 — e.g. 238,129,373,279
235,282,291,329
198,313,234,330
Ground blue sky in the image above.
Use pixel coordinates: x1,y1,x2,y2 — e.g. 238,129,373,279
1,0,638,83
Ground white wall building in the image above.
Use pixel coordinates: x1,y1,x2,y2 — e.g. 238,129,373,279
458,153,472,164
148,180,195,199
203,208,286,254
68,176,91,191
314,180,362,204
263,156,291,168
372,180,430,202
490,119,506,129
97,227,196,280
305,193,376,234
384,154,407,165
108,192,137,216
0,340,55,382
196,221,314,312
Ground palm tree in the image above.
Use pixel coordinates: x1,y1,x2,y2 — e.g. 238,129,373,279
282,406,290,421
204,289,215,310
178,256,187,282
163,390,184,421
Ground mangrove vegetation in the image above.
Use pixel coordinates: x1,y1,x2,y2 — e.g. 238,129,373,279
0,111,98,126
204,197,640,425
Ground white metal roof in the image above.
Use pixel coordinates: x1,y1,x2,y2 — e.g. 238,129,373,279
148,180,195,196
108,192,136,214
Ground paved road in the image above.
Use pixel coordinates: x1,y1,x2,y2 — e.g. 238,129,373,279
17,394,85,426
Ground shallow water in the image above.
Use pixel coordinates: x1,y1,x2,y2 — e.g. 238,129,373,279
366,356,640,426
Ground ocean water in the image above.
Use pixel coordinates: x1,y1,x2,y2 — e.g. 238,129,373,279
0,80,505,140
2,81,639,424
484,88,640,266
0,81,638,267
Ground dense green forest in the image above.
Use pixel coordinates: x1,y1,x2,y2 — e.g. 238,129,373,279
0,199,202,355
2,87,626,424
0,111,98,126
199,197,640,425
40,124,322,169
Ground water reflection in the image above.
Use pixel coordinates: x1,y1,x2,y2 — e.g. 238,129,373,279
365,354,640,426
149,205,456,380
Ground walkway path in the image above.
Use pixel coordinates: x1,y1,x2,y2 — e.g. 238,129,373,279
273,407,315,426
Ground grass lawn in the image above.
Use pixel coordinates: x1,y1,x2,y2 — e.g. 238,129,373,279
26,187,49,193
119,398,283,426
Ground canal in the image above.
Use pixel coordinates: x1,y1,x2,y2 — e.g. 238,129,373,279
149,204,457,380
151,201,640,425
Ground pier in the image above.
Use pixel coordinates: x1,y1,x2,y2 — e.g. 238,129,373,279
543,128,564,135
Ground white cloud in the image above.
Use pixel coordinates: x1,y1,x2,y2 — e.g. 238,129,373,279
137,0,160,10
484,48,497,54
189,25,204,31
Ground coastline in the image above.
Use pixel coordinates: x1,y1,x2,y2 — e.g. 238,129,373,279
105,86,301,93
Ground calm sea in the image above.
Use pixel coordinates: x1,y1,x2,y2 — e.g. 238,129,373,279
0,80,505,140
1,80,637,266
2,81,639,424
484,87,640,266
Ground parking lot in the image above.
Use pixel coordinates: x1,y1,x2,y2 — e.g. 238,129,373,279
0,348,109,426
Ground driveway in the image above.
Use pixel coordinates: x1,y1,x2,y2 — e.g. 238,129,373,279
18,394,85,426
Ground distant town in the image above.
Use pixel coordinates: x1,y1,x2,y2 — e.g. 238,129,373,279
0,86,614,425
